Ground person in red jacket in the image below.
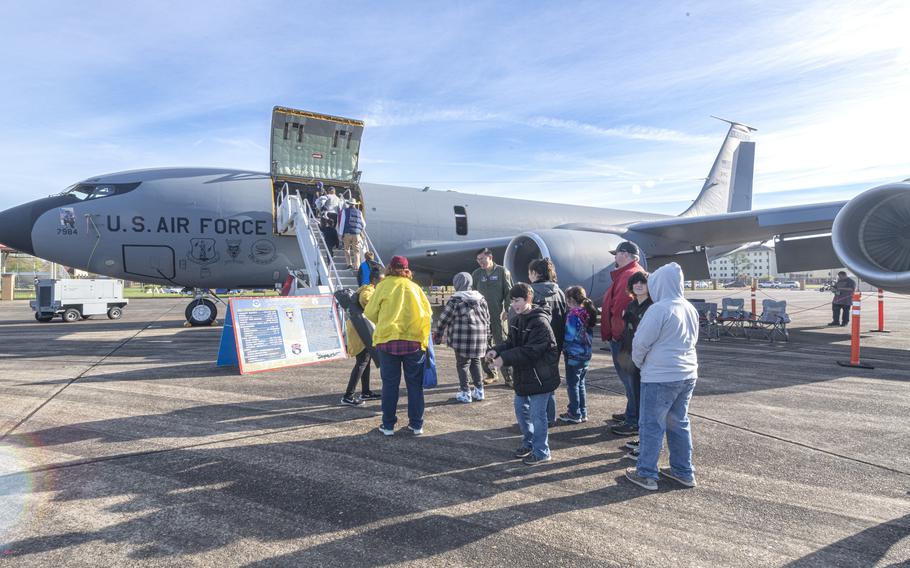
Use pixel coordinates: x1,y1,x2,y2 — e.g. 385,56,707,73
600,241,644,432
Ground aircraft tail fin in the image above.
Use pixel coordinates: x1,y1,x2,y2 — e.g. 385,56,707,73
680,117,756,217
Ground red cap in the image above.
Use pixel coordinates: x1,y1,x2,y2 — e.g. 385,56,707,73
389,255,409,269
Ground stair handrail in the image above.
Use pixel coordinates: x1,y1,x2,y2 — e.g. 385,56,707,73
302,194,345,291
361,229,385,268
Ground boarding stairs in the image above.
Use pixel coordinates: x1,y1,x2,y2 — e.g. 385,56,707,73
275,184,383,294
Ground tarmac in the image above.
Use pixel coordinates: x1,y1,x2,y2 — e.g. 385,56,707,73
0,290,907,567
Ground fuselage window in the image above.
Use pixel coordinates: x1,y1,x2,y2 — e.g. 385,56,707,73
454,206,468,236
90,185,115,199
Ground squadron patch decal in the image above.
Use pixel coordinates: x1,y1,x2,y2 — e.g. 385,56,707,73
250,239,277,264
188,238,220,265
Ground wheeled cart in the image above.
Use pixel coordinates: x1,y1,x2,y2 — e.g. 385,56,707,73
30,279,128,322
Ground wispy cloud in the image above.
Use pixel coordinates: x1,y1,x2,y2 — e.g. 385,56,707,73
0,0,908,216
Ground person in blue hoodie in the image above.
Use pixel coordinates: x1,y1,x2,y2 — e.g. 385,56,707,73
557,286,598,424
624,262,699,491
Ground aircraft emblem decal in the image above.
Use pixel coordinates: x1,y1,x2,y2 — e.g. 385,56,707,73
58,208,77,234
226,239,244,264
188,238,220,265
249,239,277,264
290,343,302,355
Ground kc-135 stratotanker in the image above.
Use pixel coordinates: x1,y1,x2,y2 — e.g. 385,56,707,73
0,107,907,325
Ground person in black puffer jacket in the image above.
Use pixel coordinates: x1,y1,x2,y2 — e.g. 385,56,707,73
613,270,653,441
528,257,566,426
488,283,560,465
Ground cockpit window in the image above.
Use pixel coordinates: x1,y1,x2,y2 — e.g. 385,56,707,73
62,182,141,200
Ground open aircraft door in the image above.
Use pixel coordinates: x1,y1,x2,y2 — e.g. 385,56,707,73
270,106,365,198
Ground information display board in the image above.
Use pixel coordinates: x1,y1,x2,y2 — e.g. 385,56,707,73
218,295,346,374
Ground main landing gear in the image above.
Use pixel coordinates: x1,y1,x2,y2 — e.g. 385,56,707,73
185,291,223,326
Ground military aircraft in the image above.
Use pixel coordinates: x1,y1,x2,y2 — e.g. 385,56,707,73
0,108,907,326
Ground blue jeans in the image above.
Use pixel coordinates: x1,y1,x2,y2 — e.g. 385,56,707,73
564,360,589,418
609,340,638,427
378,349,426,430
637,379,696,481
514,392,551,459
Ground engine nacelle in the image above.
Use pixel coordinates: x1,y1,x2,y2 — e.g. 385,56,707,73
832,182,910,294
504,229,631,304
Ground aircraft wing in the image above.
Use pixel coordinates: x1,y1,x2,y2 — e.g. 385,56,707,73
392,236,515,277
625,201,847,246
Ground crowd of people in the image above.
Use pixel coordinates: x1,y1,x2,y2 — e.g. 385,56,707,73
339,243,700,491
310,181,368,271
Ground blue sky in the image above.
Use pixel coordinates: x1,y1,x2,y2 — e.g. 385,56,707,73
0,1,907,213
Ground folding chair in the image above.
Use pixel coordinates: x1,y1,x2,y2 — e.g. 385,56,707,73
716,298,749,337
689,300,719,341
748,299,790,342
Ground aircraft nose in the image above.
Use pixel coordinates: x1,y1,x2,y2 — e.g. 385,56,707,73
0,202,39,256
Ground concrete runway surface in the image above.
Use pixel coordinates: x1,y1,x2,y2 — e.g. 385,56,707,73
0,290,907,567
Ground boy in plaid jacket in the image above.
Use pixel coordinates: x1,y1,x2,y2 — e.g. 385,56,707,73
434,272,491,403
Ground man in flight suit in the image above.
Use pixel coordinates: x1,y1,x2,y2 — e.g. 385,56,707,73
472,248,513,386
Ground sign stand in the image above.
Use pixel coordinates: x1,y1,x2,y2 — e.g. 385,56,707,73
216,308,239,367
215,295,346,374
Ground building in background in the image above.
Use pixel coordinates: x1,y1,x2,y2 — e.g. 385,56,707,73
708,244,778,281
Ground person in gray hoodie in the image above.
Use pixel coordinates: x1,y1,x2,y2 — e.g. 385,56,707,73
624,262,699,491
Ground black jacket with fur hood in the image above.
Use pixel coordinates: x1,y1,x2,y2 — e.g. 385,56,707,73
494,305,561,396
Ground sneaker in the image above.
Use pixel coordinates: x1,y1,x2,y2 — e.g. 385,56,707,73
523,453,552,466
503,377,514,388
611,412,626,422
407,424,423,436
341,395,364,406
611,424,639,436
624,468,658,491
454,390,472,404
659,467,697,488
471,388,485,401
359,391,382,400
624,439,640,450
377,425,394,436
557,412,583,424
514,446,533,459
548,421,557,428
580,415,588,423
622,449,640,461
482,375,498,385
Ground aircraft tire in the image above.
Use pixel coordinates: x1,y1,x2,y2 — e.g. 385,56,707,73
107,307,123,320
62,308,81,323
186,299,217,327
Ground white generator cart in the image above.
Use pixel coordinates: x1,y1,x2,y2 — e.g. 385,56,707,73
30,279,128,322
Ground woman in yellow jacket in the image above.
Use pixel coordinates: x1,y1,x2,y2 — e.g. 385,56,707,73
363,256,433,436
341,270,383,406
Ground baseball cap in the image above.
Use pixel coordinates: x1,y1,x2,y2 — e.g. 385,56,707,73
609,241,639,255
390,255,409,269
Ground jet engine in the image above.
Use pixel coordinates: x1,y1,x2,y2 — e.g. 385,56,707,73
832,182,910,294
504,229,629,303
